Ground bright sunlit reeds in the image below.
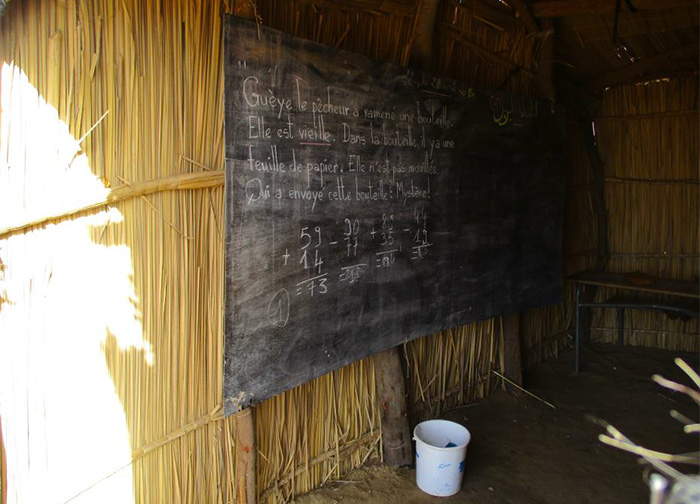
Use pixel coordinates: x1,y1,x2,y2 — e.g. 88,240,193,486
0,63,109,232
0,62,149,503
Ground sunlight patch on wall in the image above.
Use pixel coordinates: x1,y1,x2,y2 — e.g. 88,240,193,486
0,62,148,504
0,62,109,231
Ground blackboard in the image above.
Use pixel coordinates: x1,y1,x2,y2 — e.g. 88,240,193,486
223,16,565,413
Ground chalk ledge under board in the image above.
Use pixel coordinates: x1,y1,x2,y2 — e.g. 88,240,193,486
223,16,565,414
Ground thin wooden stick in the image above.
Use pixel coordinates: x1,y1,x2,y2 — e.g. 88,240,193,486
77,109,110,144
491,371,556,409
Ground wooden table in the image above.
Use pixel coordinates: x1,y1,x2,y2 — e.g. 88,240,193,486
570,271,700,374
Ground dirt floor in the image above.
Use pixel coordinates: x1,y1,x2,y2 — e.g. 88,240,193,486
294,343,699,504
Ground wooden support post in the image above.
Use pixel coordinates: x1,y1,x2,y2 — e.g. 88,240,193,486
506,0,539,35
232,5,257,502
583,118,609,274
497,19,549,389
535,18,555,103
578,115,610,345
374,348,413,466
502,314,523,392
373,0,442,468
407,0,441,70
234,408,256,504
555,75,610,355
233,0,256,20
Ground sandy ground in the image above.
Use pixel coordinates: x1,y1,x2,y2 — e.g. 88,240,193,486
294,343,699,504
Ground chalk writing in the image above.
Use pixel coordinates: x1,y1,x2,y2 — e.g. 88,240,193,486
223,16,565,414
489,93,538,127
267,289,290,328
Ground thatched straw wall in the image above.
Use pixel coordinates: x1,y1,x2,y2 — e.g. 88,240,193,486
522,75,699,366
591,76,699,350
0,1,545,503
0,2,234,502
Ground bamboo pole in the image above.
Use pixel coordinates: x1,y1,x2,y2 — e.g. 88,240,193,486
0,171,225,239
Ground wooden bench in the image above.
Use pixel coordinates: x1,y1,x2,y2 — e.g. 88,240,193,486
578,294,699,347
570,271,700,374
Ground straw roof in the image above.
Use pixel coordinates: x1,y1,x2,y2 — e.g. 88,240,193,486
250,0,700,99
551,1,699,92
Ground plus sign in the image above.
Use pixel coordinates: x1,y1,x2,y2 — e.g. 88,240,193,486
370,228,377,239
282,248,290,266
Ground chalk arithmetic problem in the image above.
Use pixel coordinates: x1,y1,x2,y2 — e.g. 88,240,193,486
223,17,565,413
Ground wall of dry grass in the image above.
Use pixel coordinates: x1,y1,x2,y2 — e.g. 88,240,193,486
522,76,699,366
0,1,545,503
0,2,236,502
592,77,699,350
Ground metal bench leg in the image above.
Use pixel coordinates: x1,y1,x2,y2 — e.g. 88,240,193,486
575,284,582,375
617,308,625,347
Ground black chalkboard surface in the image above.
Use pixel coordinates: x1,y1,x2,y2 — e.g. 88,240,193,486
223,16,565,413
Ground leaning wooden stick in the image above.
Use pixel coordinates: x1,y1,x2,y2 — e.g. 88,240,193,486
491,371,556,409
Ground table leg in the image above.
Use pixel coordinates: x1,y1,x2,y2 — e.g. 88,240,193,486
617,308,625,347
575,283,582,375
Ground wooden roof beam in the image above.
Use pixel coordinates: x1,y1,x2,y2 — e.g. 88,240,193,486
506,0,540,33
531,0,698,18
291,0,415,17
408,0,442,69
440,22,537,78
589,42,699,92
445,0,520,30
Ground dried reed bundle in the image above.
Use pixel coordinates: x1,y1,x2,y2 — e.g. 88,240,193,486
403,319,503,422
255,357,380,503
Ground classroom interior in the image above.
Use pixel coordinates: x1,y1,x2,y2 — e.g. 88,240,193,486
0,1,698,503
